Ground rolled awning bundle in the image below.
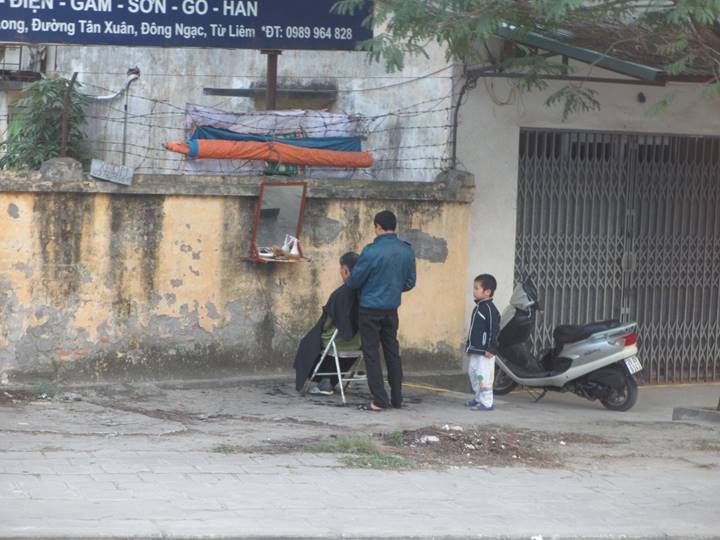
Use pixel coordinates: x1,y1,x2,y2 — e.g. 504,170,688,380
165,126,373,168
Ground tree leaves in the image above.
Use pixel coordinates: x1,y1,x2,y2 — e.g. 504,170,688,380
646,92,678,116
0,77,89,170
334,0,720,119
545,85,601,120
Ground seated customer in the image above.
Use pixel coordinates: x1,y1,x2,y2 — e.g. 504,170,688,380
294,252,361,394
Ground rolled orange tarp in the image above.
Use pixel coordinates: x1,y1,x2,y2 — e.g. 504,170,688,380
165,139,374,168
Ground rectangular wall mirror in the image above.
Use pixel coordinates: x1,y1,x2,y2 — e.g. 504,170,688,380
250,181,308,262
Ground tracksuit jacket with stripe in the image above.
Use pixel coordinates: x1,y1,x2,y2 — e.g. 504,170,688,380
465,298,501,356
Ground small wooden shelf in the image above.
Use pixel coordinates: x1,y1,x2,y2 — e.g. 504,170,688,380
251,256,309,263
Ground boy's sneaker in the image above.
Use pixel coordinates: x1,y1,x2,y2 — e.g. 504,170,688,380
466,399,479,407
469,403,494,411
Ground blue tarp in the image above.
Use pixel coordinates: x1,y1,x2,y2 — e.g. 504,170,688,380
190,126,362,152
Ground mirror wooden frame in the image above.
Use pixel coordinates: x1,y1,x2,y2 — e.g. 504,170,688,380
249,181,309,263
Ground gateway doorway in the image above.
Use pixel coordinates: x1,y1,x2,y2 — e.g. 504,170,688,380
516,128,720,383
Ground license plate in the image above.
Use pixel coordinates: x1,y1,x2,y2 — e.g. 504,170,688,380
625,356,642,374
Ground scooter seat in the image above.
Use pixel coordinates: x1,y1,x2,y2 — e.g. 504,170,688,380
553,319,621,346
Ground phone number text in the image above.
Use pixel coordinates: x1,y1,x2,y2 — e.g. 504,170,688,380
261,25,353,40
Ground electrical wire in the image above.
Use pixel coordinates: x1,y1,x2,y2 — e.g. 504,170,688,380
1,69,472,179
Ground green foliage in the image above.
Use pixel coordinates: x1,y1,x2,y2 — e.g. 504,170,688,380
545,86,601,120
657,37,690,56
0,77,89,171
342,453,416,469
334,0,720,118
646,92,678,116
305,434,416,469
305,435,380,454
665,54,697,76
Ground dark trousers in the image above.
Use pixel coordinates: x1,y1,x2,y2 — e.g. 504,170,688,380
359,308,402,409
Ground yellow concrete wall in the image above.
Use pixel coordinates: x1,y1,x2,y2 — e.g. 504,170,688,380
0,189,470,382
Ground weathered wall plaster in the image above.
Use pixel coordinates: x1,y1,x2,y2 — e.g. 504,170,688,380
0,170,473,382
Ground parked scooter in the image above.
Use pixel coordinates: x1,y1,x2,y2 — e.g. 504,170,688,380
494,277,642,411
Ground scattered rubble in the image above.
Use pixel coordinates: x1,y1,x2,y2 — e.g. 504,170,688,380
1,389,84,405
385,425,560,468
417,435,441,444
0,390,41,404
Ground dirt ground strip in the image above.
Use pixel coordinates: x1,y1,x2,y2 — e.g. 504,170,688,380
238,423,620,469
384,424,618,468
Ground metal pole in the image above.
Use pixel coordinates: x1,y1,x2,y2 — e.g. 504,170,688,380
60,71,78,158
122,90,130,165
122,68,141,165
467,71,667,87
261,49,281,110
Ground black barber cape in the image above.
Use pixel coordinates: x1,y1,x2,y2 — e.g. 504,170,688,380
293,284,359,391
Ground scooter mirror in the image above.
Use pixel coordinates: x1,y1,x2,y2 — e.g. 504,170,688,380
523,278,542,311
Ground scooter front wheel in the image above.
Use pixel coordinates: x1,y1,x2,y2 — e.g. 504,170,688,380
493,364,517,395
600,367,638,411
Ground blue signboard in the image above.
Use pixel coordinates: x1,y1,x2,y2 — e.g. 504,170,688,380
0,0,372,50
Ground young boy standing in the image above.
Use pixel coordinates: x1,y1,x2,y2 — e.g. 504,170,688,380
465,274,501,411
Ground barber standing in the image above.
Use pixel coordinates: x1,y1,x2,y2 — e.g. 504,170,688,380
345,210,416,411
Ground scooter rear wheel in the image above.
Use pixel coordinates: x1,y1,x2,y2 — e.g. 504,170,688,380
600,367,638,411
493,365,517,395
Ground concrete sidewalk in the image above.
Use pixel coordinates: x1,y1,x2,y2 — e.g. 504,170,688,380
1,378,719,539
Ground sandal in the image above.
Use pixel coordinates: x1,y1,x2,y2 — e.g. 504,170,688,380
357,401,385,412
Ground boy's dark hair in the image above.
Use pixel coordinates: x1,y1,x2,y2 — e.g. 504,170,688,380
373,210,397,232
339,251,359,270
474,273,497,294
